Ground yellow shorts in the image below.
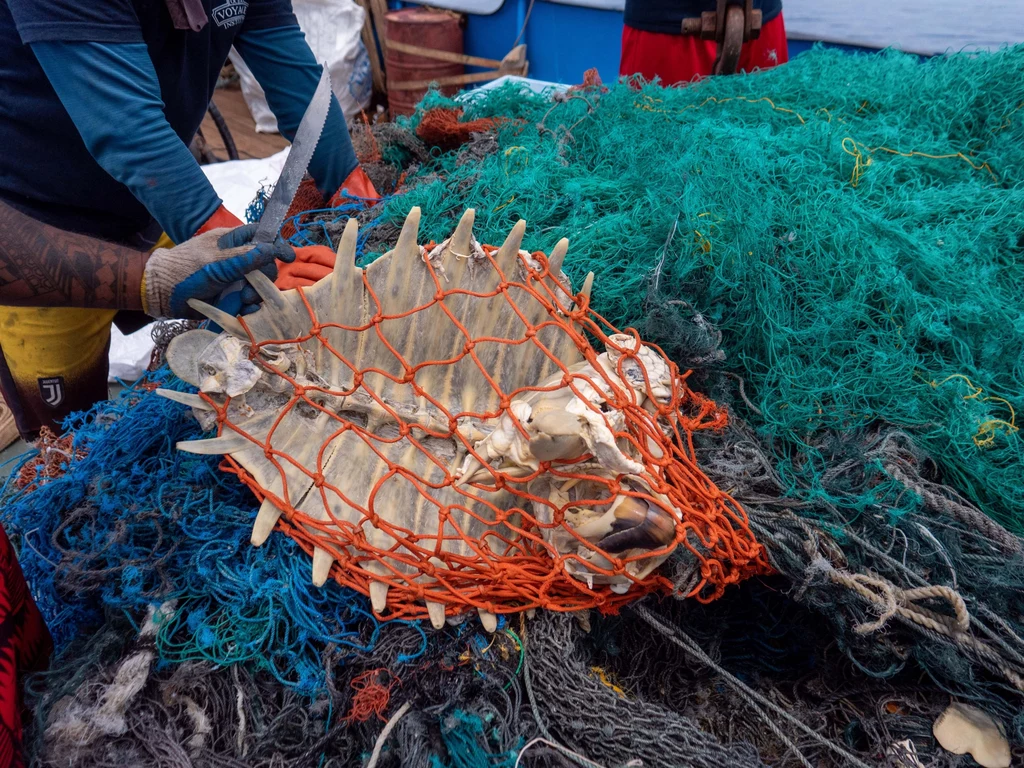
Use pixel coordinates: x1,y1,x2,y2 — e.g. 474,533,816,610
0,233,174,439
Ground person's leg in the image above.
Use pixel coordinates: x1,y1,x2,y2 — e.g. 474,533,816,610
0,522,53,766
739,12,789,72
620,25,717,84
0,306,116,440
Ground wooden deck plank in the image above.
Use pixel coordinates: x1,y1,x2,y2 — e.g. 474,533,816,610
200,88,289,161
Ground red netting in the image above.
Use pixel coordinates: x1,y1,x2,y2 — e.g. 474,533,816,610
280,177,327,240
209,233,770,623
416,107,501,151
16,428,87,492
344,669,398,723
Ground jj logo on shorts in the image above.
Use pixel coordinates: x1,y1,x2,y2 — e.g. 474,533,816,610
38,377,65,409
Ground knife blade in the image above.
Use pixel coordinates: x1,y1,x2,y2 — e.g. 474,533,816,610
253,66,333,244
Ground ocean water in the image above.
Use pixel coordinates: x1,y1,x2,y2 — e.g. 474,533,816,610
783,0,1024,54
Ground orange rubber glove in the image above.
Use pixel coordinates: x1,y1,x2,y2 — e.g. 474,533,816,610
327,166,380,208
275,244,337,289
195,204,244,236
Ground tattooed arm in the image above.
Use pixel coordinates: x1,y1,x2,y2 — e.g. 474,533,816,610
0,200,297,318
0,199,146,310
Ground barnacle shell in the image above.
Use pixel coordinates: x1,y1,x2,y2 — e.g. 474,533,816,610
160,208,693,625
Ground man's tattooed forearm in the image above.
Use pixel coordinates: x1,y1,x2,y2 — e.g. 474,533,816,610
0,200,146,310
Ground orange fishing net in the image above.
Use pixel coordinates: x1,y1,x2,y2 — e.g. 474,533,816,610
416,107,501,151
204,228,769,623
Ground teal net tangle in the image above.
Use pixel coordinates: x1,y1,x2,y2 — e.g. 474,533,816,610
374,46,1024,535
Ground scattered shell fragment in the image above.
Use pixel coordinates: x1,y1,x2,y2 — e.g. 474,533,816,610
933,702,1010,768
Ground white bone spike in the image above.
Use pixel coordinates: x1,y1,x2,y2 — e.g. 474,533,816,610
334,217,359,273
547,238,569,277
494,220,527,273
155,389,213,410
580,272,595,303
244,269,289,313
454,455,487,487
311,547,335,587
478,608,498,634
177,434,250,455
251,498,283,546
395,206,422,261
449,208,475,257
369,581,389,614
186,299,248,338
426,601,446,630
365,559,390,613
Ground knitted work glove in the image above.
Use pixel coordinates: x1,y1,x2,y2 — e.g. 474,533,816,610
142,224,295,319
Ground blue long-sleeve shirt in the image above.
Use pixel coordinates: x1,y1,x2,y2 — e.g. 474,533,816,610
0,0,357,244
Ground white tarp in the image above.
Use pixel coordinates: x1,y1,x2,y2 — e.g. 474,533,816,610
200,147,290,221
230,0,372,131
108,323,158,383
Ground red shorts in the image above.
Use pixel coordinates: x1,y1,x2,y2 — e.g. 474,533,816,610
0,524,52,766
620,12,789,84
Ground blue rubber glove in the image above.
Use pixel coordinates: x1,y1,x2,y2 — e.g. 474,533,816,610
214,224,295,316
142,224,296,319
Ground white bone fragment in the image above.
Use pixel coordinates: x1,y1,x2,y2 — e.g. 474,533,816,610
369,581,389,614
177,434,249,455
311,547,335,587
154,389,212,410
450,208,475,257
186,299,247,338
478,609,498,634
933,703,1010,768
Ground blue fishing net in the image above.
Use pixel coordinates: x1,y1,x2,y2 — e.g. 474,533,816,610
0,369,425,695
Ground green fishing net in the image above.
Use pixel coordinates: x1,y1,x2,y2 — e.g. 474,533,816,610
376,46,1024,533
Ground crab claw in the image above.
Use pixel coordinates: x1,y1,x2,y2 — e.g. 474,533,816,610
597,495,676,554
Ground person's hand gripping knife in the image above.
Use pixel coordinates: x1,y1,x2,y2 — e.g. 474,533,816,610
142,223,296,319
0,202,294,319
28,31,376,304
